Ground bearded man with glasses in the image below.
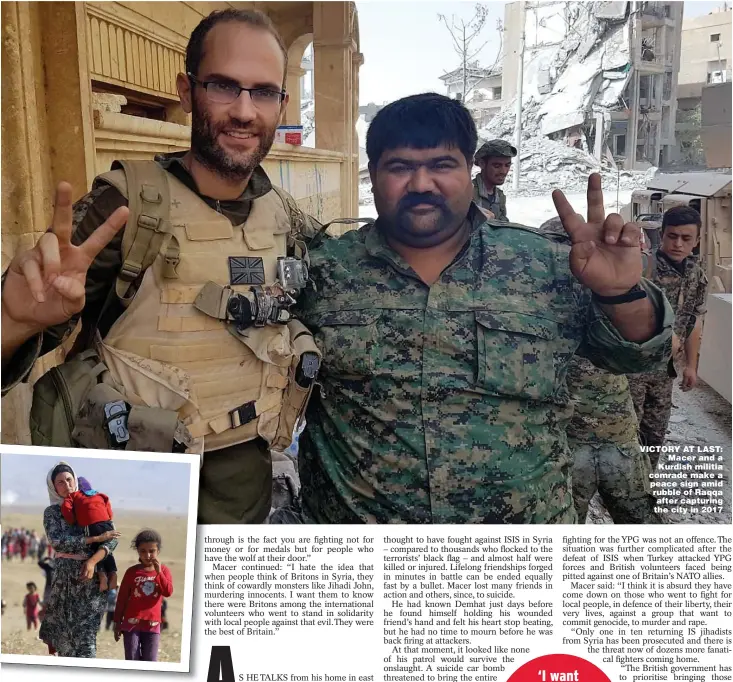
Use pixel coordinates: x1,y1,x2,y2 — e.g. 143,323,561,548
1,9,322,525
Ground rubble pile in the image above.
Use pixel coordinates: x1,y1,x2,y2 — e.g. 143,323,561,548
477,112,649,195
359,180,374,206
479,98,542,141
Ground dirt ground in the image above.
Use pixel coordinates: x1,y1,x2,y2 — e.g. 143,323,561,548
1,509,189,662
587,379,732,525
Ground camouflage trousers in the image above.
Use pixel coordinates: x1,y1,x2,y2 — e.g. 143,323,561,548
198,439,272,524
571,440,659,524
627,372,674,466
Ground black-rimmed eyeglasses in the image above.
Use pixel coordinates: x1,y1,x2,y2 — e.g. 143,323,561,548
187,73,285,108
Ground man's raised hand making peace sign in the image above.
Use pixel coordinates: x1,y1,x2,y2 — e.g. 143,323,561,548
553,173,658,343
1,182,129,360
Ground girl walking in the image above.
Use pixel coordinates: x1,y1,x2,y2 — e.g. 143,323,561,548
114,530,173,662
23,582,41,630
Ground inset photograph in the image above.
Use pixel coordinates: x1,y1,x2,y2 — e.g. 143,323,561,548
0,447,197,672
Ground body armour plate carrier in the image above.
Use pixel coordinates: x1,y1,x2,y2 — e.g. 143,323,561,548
93,161,319,455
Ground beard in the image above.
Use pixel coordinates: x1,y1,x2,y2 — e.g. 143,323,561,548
190,101,276,181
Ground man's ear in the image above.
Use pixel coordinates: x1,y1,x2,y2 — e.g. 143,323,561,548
177,72,193,114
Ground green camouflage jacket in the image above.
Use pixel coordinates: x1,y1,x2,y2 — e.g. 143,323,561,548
472,175,508,222
565,355,639,445
298,205,674,524
648,250,708,342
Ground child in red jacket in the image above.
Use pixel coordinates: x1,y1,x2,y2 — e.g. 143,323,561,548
114,529,173,662
61,475,118,590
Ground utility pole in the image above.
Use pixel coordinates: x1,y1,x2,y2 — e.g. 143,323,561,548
463,25,468,100
513,1,526,191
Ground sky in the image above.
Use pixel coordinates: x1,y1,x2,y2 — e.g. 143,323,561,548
355,1,729,105
0,453,192,514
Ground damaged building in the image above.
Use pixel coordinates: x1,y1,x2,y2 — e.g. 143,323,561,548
439,63,504,127
500,1,683,170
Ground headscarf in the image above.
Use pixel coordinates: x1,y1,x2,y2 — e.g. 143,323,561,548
46,461,77,506
77,476,98,496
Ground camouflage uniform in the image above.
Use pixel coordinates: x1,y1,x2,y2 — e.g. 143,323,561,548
539,222,657,524
297,205,674,524
472,177,509,222
627,250,708,461
472,140,516,222
566,356,657,523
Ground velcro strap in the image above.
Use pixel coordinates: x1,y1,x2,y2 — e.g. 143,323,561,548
158,315,221,332
161,286,201,304
194,281,232,320
186,392,282,438
150,343,241,363
162,236,180,279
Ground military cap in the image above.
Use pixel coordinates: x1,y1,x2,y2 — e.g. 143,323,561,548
475,139,518,163
538,216,570,244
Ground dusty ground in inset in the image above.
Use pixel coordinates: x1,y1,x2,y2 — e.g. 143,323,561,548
1,510,188,662
587,380,732,525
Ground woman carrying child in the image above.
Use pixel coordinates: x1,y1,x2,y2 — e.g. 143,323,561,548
40,462,120,657
114,529,173,662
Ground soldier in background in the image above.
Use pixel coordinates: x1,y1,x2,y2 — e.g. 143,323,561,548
539,218,658,524
472,139,516,221
627,206,708,465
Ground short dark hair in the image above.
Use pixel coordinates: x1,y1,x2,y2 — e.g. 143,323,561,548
662,205,701,235
131,529,163,551
26,582,37,590
366,93,478,167
186,9,288,82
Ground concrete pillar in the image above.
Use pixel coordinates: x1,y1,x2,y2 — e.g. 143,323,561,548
594,112,605,164
313,2,355,217
626,70,641,170
1,2,96,445
352,51,364,216
284,63,306,126
1,1,43,445
653,73,664,164
1,1,48,266
41,2,96,199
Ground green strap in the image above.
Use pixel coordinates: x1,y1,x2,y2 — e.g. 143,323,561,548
114,160,176,304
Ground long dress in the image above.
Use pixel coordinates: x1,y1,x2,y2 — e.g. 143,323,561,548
39,505,118,657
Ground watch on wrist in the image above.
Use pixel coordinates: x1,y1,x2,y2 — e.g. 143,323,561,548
592,283,647,305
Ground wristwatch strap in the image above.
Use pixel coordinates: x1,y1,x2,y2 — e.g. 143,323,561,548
592,283,647,305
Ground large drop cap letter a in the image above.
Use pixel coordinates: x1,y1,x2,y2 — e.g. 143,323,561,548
208,646,235,682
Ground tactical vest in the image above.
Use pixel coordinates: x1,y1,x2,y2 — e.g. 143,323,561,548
93,161,318,454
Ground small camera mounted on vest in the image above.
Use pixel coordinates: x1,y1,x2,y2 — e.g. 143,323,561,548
277,257,308,293
226,288,293,329
195,256,308,333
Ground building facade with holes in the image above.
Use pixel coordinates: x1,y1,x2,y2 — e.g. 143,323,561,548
1,1,362,444
501,1,683,169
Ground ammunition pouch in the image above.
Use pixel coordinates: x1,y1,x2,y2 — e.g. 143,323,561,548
271,320,321,452
73,381,192,453
30,349,193,453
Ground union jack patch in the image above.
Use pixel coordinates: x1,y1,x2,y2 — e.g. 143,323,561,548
228,256,265,285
